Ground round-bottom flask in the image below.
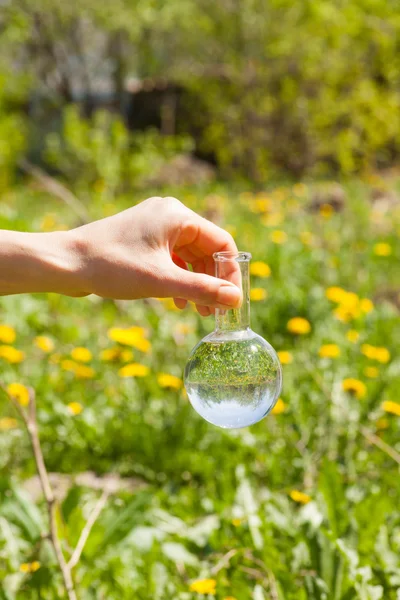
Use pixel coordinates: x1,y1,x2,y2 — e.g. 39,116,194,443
184,251,282,429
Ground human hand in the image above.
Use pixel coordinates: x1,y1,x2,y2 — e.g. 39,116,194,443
71,196,241,315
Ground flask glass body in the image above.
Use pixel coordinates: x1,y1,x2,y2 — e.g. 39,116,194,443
184,251,282,429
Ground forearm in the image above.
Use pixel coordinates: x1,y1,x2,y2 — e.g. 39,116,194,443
0,230,87,296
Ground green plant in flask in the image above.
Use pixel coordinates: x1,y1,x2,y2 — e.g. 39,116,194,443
185,251,282,428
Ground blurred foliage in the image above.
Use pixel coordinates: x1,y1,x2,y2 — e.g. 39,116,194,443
0,0,400,179
1,176,400,598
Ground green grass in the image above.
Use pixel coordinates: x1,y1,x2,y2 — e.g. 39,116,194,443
0,176,399,599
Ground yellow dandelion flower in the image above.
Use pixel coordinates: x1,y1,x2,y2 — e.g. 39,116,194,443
0,345,25,364
107,327,151,351
326,286,348,303
75,365,95,379
346,330,359,343
361,345,390,363
250,261,271,278
320,203,334,218
34,336,54,353
374,347,390,364
7,383,30,406
360,298,374,314
189,579,217,595
20,561,41,573
277,351,292,365
157,373,183,390
270,230,288,244
381,401,400,417
0,325,16,344
0,417,18,430
118,363,150,378
287,317,311,335
364,366,379,379
67,402,83,416
100,348,120,362
342,378,367,399
373,243,392,256
71,347,92,363
224,597,237,600
271,398,286,415
70,346,92,363
319,344,341,359
250,288,268,302
61,359,80,372
289,490,311,504
231,518,242,527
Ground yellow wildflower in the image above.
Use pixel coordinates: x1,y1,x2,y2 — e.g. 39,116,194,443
271,398,286,415
381,401,400,417
67,402,83,416
61,359,80,372
374,347,391,364
364,366,379,379
118,363,149,378
326,287,348,303
373,242,392,256
320,203,334,218
277,351,292,365
250,288,268,302
231,518,242,527
107,327,151,352
287,317,311,335
346,330,359,343
34,336,54,353
61,360,95,379
0,345,25,364
71,347,92,363
289,490,311,505
0,325,16,344
361,344,390,363
224,597,237,600
0,417,18,430
270,230,288,244
157,373,183,390
342,378,367,399
75,365,95,379
250,261,271,278
189,579,217,595
20,561,41,573
360,298,374,314
100,348,120,362
7,383,30,406
319,344,341,359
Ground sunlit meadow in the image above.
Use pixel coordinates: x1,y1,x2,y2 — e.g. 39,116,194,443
0,175,399,599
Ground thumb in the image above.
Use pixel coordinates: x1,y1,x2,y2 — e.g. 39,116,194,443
168,266,242,309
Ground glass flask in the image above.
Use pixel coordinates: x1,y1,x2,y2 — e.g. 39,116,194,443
184,251,282,428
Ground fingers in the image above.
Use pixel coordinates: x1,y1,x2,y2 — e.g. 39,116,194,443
168,265,242,309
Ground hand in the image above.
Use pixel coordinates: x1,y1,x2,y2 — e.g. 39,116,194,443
72,196,241,315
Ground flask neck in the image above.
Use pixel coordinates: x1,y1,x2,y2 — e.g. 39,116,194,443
214,252,251,333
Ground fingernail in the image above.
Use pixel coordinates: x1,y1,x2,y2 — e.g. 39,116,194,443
216,284,242,308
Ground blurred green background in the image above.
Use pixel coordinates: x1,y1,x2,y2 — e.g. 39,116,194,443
0,2,400,599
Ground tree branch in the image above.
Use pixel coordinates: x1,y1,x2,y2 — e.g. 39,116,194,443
68,490,109,570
